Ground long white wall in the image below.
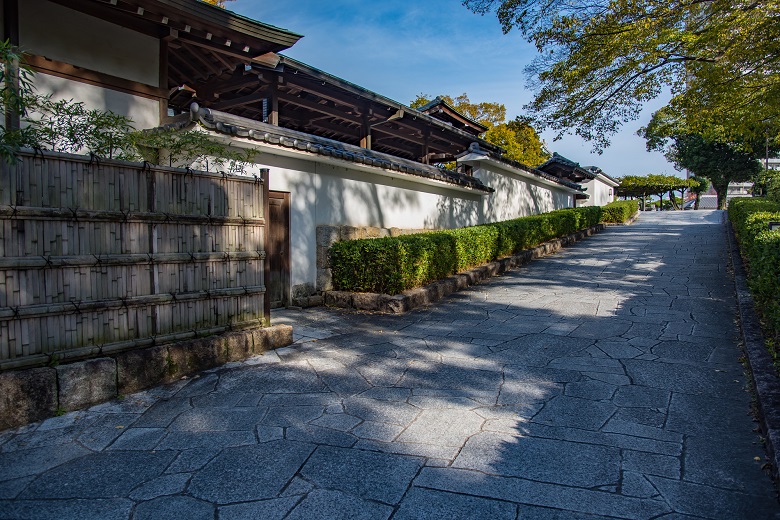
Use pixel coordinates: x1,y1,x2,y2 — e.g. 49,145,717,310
256,153,483,295
17,0,161,128
468,160,575,222
232,146,579,298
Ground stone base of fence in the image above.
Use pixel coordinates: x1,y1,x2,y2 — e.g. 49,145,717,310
324,224,605,314
0,325,292,431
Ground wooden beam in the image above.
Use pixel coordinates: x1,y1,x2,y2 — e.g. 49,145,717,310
268,81,278,125
211,90,265,111
275,90,359,124
179,42,225,79
199,71,262,100
159,38,169,121
176,31,255,63
25,54,167,100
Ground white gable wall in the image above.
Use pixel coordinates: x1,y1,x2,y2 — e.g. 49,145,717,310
579,177,617,207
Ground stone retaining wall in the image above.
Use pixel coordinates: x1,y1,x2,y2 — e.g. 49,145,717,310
325,224,605,314
0,325,292,431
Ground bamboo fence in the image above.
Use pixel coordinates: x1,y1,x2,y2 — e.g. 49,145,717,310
0,150,269,370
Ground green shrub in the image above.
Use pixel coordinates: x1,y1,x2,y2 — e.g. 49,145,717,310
329,207,603,295
601,200,639,223
728,197,780,368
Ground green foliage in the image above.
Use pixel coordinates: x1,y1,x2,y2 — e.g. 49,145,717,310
131,127,258,173
752,169,780,201
330,207,602,295
411,94,550,167
617,174,699,210
463,0,780,152
25,96,137,160
601,200,639,223
0,40,40,163
728,198,780,368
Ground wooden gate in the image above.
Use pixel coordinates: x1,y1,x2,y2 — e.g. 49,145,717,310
267,191,290,308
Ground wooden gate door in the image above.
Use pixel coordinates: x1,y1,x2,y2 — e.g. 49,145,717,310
267,191,290,308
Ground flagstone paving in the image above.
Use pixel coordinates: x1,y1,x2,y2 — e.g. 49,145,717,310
1,210,778,519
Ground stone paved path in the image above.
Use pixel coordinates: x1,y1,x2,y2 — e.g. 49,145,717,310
1,210,779,519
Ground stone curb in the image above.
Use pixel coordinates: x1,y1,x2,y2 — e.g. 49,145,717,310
325,224,606,314
0,325,293,431
726,221,780,486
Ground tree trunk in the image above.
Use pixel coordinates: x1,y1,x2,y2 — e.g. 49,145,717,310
694,192,701,210
712,182,728,210
668,190,680,210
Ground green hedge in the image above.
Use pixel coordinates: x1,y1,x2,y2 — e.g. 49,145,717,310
601,200,639,223
728,197,780,367
330,207,602,295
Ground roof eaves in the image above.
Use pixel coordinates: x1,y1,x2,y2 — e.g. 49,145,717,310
175,104,494,193
159,0,303,48
458,145,584,192
416,97,488,133
270,56,504,154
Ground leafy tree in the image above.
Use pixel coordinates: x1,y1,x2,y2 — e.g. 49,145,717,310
411,94,550,166
689,175,710,210
463,0,780,151
617,174,697,211
669,135,759,209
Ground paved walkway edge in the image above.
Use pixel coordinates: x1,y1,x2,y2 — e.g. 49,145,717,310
325,223,606,314
727,221,780,486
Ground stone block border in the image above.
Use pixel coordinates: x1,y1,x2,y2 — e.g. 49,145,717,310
325,224,605,314
0,325,293,431
726,222,780,487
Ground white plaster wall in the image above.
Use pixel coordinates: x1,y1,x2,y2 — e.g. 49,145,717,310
579,178,615,207
20,0,160,86
32,74,160,130
471,163,574,223
247,153,482,293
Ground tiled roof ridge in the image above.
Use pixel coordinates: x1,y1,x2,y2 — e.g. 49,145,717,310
461,144,584,192
415,97,488,133
541,153,597,179
158,104,494,193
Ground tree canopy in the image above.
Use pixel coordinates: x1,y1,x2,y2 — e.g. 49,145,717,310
618,174,700,210
200,0,234,7
463,0,780,151
411,94,550,167
640,106,765,209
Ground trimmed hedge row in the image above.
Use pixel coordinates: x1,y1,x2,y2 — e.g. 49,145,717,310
329,207,602,295
728,198,780,366
601,200,639,223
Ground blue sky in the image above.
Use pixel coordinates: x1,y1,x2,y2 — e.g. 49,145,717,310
232,0,675,176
